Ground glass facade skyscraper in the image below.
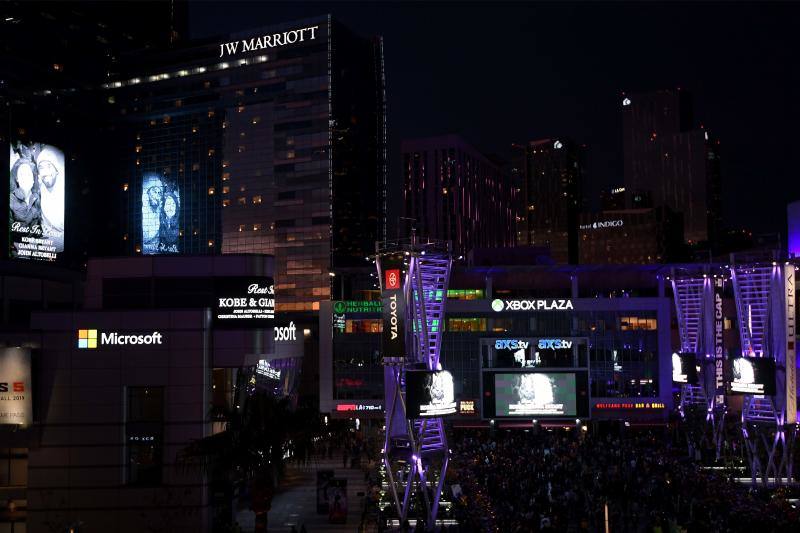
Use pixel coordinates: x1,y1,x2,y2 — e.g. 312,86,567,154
105,15,387,312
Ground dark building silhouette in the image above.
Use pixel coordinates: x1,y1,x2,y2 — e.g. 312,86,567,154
402,134,515,257
103,16,387,312
600,187,627,211
621,89,722,245
512,138,584,264
578,207,684,264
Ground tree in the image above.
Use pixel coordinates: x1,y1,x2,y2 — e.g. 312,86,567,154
179,376,321,532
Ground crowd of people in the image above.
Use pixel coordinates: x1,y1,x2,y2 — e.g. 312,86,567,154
449,427,799,532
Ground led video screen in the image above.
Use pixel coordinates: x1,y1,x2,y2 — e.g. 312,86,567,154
726,356,776,395
672,352,699,384
9,141,65,260
141,173,180,254
483,370,589,418
405,370,457,418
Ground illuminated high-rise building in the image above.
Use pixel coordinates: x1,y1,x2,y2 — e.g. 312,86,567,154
512,138,584,264
622,89,722,245
105,16,387,312
402,134,515,257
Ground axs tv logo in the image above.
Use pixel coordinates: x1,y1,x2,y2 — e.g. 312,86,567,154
0,381,25,392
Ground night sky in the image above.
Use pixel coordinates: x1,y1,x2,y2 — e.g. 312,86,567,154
189,1,800,237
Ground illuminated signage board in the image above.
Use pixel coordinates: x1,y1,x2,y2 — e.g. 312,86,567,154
213,277,275,328
458,400,477,416
379,254,406,360
0,348,32,426
274,321,297,342
9,141,65,261
77,329,163,349
579,219,624,231
594,401,666,410
537,339,573,350
333,301,382,314
713,278,725,406
491,299,573,312
219,25,320,58
335,403,383,413
141,172,180,255
256,360,281,379
785,265,796,423
405,370,457,418
482,370,589,418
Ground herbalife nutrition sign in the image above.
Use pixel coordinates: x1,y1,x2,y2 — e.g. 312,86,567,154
219,25,320,57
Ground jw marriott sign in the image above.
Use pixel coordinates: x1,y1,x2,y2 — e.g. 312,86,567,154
219,25,320,57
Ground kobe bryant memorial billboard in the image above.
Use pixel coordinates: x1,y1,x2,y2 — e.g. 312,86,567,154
405,370,457,418
379,253,406,361
9,141,65,261
213,277,275,328
0,347,33,426
141,172,180,255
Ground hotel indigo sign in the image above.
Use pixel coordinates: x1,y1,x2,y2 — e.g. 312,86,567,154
219,25,320,57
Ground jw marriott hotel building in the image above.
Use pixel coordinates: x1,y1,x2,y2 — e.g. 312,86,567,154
103,15,387,312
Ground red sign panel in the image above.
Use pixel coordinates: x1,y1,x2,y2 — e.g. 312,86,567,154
385,269,401,290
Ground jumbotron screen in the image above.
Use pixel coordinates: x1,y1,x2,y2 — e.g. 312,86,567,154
483,370,589,418
671,352,699,384
405,370,457,418
725,356,776,395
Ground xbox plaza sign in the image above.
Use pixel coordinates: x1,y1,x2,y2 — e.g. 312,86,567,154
491,298,574,312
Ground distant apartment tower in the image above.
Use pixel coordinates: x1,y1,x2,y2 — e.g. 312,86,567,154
622,89,721,245
512,138,584,263
106,16,387,312
402,135,515,257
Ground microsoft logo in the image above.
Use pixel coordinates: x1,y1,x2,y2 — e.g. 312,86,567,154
76,329,164,349
78,329,98,349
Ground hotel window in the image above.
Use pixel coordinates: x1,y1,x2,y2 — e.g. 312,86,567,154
345,319,382,333
447,318,487,332
447,289,485,300
222,186,230,194
491,317,514,333
126,387,163,486
222,199,230,207
237,197,247,206
619,316,657,331
252,195,262,205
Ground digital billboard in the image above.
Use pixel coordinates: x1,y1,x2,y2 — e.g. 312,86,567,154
725,356,776,395
0,347,32,426
141,172,180,254
405,370,457,418
483,370,589,418
213,277,275,328
672,352,699,384
9,141,65,260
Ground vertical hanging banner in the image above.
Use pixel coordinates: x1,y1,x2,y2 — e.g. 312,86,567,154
785,265,796,424
379,253,406,361
713,277,725,407
0,347,32,426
